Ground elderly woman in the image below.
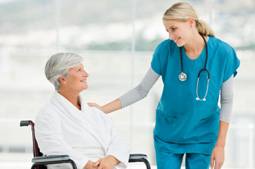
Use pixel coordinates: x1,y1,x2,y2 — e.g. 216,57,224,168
35,53,130,169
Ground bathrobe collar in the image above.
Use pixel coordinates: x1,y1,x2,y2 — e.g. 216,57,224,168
51,91,108,153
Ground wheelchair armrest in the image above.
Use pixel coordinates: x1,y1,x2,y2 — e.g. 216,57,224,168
20,120,32,127
31,155,77,169
129,153,151,169
129,153,147,161
32,155,70,163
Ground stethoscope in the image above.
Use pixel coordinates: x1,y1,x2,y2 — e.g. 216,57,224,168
179,34,210,101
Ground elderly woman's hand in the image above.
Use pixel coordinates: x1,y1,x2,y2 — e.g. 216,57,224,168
84,160,98,169
93,155,120,169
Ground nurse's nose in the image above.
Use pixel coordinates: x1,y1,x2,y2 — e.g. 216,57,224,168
169,32,174,40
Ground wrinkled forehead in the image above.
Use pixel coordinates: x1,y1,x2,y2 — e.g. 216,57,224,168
69,63,84,71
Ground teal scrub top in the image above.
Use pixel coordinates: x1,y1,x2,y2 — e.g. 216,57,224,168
151,36,240,155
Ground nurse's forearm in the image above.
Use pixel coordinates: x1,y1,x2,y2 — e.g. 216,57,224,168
102,67,159,113
119,67,159,108
216,121,229,147
102,99,122,114
220,76,233,123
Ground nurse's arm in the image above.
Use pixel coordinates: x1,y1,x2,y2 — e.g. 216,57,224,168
210,121,229,169
102,99,122,114
216,121,229,147
211,77,233,169
87,99,122,114
215,75,233,146
88,67,159,114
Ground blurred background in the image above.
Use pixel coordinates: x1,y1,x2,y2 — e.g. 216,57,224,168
0,0,254,168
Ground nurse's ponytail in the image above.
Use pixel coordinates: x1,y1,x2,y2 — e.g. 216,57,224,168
196,19,215,37
163,2,215,37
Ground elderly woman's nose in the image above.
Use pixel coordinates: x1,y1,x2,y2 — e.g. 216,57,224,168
83,70,89,77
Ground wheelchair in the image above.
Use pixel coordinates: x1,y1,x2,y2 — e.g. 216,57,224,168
20,120,151,169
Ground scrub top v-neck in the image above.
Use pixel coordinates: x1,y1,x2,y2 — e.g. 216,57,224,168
151,36,240,155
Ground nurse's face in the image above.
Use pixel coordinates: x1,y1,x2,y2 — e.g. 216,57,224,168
63,63,89,92
163,19,194,47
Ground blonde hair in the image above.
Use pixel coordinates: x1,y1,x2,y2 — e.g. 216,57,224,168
163,2,215,37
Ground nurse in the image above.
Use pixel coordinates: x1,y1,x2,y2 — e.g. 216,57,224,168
89,2,240,169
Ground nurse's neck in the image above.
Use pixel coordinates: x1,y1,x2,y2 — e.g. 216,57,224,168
184,32,207,58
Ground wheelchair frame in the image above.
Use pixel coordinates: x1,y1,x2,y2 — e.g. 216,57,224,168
20,120,151,169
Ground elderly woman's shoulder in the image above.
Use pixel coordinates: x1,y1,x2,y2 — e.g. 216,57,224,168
88,106,113,121
88,106,105,116
35,103,62,127
36,103,60,118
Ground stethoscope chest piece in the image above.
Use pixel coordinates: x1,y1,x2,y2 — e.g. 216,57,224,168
179,72,187,81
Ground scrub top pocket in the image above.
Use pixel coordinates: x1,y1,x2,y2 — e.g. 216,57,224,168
154,109,178,142
195,112,219,143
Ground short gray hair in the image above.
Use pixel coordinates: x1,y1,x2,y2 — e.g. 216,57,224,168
45,53,83,90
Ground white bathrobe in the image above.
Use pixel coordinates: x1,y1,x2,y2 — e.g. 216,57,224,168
35,92,130,169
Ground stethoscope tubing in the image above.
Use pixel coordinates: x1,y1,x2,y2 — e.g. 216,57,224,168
179,34,210,101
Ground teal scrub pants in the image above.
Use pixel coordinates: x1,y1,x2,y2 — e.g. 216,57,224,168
156,151,211,169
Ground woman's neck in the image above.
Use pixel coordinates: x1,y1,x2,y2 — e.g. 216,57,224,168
58,89,81,110
184,33,206,58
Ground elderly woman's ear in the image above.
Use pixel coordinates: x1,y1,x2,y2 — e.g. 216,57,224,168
58,77,66,85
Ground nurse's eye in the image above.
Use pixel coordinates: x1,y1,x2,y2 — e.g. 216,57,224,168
171,27,177,31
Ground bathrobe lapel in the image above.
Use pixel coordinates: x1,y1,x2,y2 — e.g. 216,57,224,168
51,92,108,153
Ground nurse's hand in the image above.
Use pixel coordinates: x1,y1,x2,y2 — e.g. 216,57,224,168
210,145,224,169
88,99,122,114
88,102,103,111
94,155,120,169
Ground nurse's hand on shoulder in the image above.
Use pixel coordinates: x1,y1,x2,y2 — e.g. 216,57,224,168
210,145,224,169
88,102,103,111
93,155,120,169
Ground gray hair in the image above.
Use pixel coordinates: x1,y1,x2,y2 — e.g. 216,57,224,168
45,53,83,90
